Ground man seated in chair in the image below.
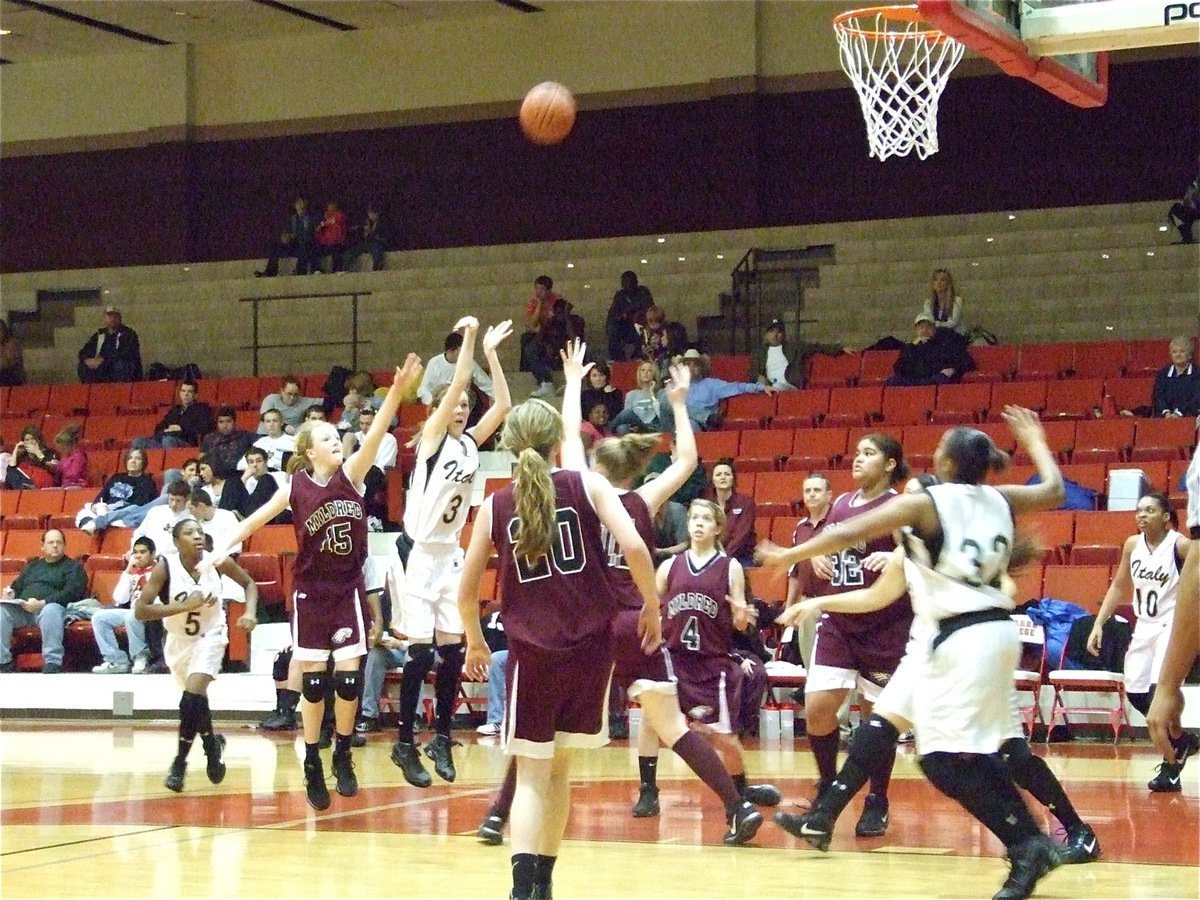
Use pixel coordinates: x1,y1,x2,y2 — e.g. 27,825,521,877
0,530,88,673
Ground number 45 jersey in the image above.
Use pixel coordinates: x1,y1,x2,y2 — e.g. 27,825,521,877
663,551,734,659
290,466,369,584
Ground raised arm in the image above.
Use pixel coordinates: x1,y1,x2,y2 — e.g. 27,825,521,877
635,362,694,514
468,320,514,447
459,497,497,681
586,469,661,651
996,405,1065,514
558,339,594,472
346,353,423,488
218,556,260,632
420,318,478,452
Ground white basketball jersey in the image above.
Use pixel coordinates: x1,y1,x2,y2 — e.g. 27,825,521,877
1129,530,1181,625
902,482,1014,621
403,432,479,545
162,553,227,640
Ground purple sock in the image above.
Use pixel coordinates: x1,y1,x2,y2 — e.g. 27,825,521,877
672,730,742,815
809,730,841,784
492,758,517,819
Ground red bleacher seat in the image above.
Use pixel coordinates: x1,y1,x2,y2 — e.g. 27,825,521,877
1070,341,1127,379
785,428,847,470
879,385,935,426
739,429,792,468
709,355,751,382
987,380,1047,419
216,376,264,410
1130,418,1196,462
247,524,299,555
900,424,945,469
1014,342,1073,381
6,385,51,417
608,361,640,393
824,385,883,429
722,393,775,430
46,384,91,416
1043,379,1105,420
1103,376,1154,416
774,388,829,428
807,352,862,388
695,430,739,462
1073,419,1135,464
962,344,1017,383
1012,419,1075,465
86,383,131,416
1123,339,1170,378
753,472,800,512
16,489,68,521
1059,463,1107,505
1020,510,1074,565
1070,510,1131,566
931,381,991,424
857,350,900,386
1041,565,1113,614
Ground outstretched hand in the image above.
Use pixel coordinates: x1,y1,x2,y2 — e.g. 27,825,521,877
453,316,480,334
560,339,594,383
664,362,691,405
1001,405,1045,448
753,540,794,573
482,319,513,354
394,353,424,394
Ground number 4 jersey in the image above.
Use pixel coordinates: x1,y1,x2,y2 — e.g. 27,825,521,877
663,550,734,659
161,552,227,640
491,468,616,653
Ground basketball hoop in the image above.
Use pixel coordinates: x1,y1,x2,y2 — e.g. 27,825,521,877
833,5,965,161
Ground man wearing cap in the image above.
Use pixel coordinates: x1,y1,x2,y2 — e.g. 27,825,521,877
657,348,774,434
885,312,975,387
77,306,142,383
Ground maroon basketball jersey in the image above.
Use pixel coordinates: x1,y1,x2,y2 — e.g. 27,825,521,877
289,466,368,584
663,551,734,659
491,469,615,652
817,488,912,635
600,490,656,611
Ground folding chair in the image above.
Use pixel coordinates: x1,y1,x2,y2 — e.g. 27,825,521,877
987,381,1047,420
824,385,883,429
1012,614,1048,738
1014,342,1073,381
879,385,936,426
1045,640,1131,744
962,344,1017,383
761,631,807,736
1073,419,1136,465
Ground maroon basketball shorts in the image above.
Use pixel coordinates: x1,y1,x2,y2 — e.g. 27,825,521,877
611,607,675,696
504,631,616,759
291,577,368,663
671,653,743,735
806,613,910,702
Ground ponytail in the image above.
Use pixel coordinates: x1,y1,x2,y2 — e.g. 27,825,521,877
593,432,659,484
513,447,556,560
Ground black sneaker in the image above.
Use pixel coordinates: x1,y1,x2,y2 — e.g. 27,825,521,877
993,834,1062,900
202,734,227,785
164,757,187,793
304,758,331,811
356,716,381,734
0,661,14,673
632,785,660,818
1148,760,1184,793
1060,823,1101,864
775,809,833,852
855,792,889,837
478,811,506,845
332,750,358,798
391,740,432,788
742,783,782,807
260,709,297,731
423,733,457,783
609,715,629,740
351,731,367,748
723,800,763,846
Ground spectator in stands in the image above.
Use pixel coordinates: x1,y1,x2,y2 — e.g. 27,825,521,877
1151,336,1200,418
1167,158,1200,244
80,467,190,534
611,361,662,436
8,426,57,489
920,268,964,336
246,409,296,471
0,529,87,673
657,348,774,434
732,594,776,736
642,471,689,559
342,406,396,530
77,306,142,384
75,448,157,532
91,535,157,674
187,488,242,556
342,203,389,272
640,304,667,367
48,423,87,489
638,436,706,507
235,446,290,523
256,195,317,277
132,379,215,449
541,298,586,362
0,319,25,386
749,320,847,391
606,270,654,362
785,472,835,669
196,456,232,511
885,313,975,387
358,630,408,733
131,480,192,556
417,331,496,421
580,362,624,424
199,406,257,479
708,458,757,566
259,376,322,435
653,321,692,380
314,199,349,274
521,275,559,399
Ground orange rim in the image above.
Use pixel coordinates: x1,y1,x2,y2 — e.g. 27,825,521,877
833,4,950,40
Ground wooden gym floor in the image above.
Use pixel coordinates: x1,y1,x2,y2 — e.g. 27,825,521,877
1,721,1196,899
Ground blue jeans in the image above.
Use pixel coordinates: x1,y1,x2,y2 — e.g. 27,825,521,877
610,409,659,436
92,607,147,663
132,435,192,450
89,469,184,530
362,645,407,719
486,649,509,725
655,390,710,436
0,602,67,666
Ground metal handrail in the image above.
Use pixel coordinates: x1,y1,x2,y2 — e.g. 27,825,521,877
238,290,373,375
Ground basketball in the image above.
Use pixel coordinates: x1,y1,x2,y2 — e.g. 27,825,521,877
519,81,576,145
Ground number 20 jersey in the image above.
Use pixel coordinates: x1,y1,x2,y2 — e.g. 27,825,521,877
663,551,733,659
491,468,615,652
404,433,479,546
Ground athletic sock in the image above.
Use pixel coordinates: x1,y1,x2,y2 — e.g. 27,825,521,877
533,855,557,895
334,733,352,758
434,642,465,735
396,647,436,744
1000,738,1083,831
920,751,1041,850
177,691,202,760
809,729,841,784
304,741,321,765
511,853,537,900
671,731,742,814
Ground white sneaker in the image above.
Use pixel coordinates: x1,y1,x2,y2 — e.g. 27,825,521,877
79,519,97,535
531,382,555,399
476,722,501,736
131,653,150,675
93,660,131,674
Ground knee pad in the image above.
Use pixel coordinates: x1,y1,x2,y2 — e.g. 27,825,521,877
436,641,465,671
405,643,437,674
272,647,294,682
334,669,362,702
301,671,329,704
848,714,900,766
998,737,1030,770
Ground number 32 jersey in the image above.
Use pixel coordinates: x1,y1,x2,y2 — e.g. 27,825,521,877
663,551,734,659
405,432,479,546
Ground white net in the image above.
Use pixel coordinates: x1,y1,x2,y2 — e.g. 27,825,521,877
834,5,965,161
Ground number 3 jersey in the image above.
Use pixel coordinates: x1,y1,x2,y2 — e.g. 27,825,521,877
663,551,734,659
161,552,226,639
491,468,615,653
1129,529,1181,625
404,432,478,546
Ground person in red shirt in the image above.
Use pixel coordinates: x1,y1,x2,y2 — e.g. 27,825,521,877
521,275,560,398
314,200,349,273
